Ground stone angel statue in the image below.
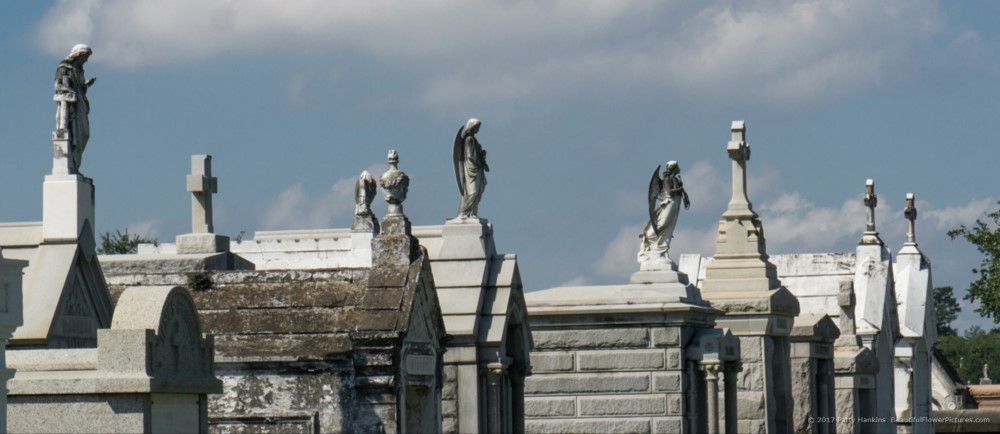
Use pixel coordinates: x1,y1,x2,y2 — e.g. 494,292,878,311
638,161,690,270
355,170,377,217
351,170,379,232
453,118,489,219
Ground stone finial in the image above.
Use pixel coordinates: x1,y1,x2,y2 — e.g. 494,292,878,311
859,179,882,245
702,121,799,298
904,193,917,245
379,150,410,216
723,120,754,219
186,155,218,233
352,171,380,233
373,150,418,263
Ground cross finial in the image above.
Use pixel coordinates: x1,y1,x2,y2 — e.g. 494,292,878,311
864,179,877,230
723,120,755,218
186,155,218,233
904,193,917,245
860,179,882,245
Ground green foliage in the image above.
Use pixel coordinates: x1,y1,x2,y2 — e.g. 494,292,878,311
97,228,157,255
186,271,213,291
937,326,1000,384
934,286,961,336
949,202,1000,322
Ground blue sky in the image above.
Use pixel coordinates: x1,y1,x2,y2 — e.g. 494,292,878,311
2,1,999,332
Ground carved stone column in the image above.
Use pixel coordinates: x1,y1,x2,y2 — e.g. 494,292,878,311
482,362,512,433
723,361,742,434
703,362,722,434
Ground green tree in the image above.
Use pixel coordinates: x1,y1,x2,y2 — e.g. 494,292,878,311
934,286,961,336
937,325,1000,384
97,228,157,255
949,202,1000,322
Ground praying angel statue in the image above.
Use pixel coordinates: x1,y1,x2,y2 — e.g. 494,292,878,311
638,161,690,270
453,118,489,219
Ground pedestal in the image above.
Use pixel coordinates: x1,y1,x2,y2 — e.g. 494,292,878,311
42,174,95,242
439,218,495,260
176,233,230,254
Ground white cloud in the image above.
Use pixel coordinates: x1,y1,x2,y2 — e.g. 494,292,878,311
262,163,386,230
680,160,727,213
592,220,717,282
126,219,162,239
671,225,719,258
594,223,644,278
923,196,998,231
558,275,591,287
756,192,872,253
38,0,949,107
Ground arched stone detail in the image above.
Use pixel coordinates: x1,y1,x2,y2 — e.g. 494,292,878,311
112,286,211,376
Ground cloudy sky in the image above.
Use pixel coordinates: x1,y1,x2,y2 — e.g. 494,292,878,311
2,1,998,332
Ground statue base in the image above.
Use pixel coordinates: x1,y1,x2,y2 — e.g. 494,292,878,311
42,174,95,242
628,269,684,285
438,217,495,260
177,233,230,254
446,216,488,225
351,214,380,233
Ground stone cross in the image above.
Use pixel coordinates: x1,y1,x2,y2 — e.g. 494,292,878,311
186,155,217,233
860,179,881,244
724,121,755,218
904,193,917,245
864,179,877,232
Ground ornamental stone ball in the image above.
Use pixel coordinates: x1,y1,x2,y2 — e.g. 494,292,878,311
453,118,489,219
379,150,409,215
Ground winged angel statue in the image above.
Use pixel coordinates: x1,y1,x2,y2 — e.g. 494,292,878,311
638,161,690,270
453,118,489,219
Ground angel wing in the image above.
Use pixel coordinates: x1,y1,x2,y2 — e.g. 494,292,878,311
355,173,365,209
355,170,377,214
453,125,467,196
647,165,662,235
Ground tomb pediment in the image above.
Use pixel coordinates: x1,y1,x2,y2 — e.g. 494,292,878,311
7,223,112,347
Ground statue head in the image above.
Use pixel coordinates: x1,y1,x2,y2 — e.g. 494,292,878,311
464,118,481,136
65,44,92,63
665,160,680,175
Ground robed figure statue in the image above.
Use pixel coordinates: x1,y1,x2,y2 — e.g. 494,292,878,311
54,44,96,172
453,118,489,219
638,161,690,270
